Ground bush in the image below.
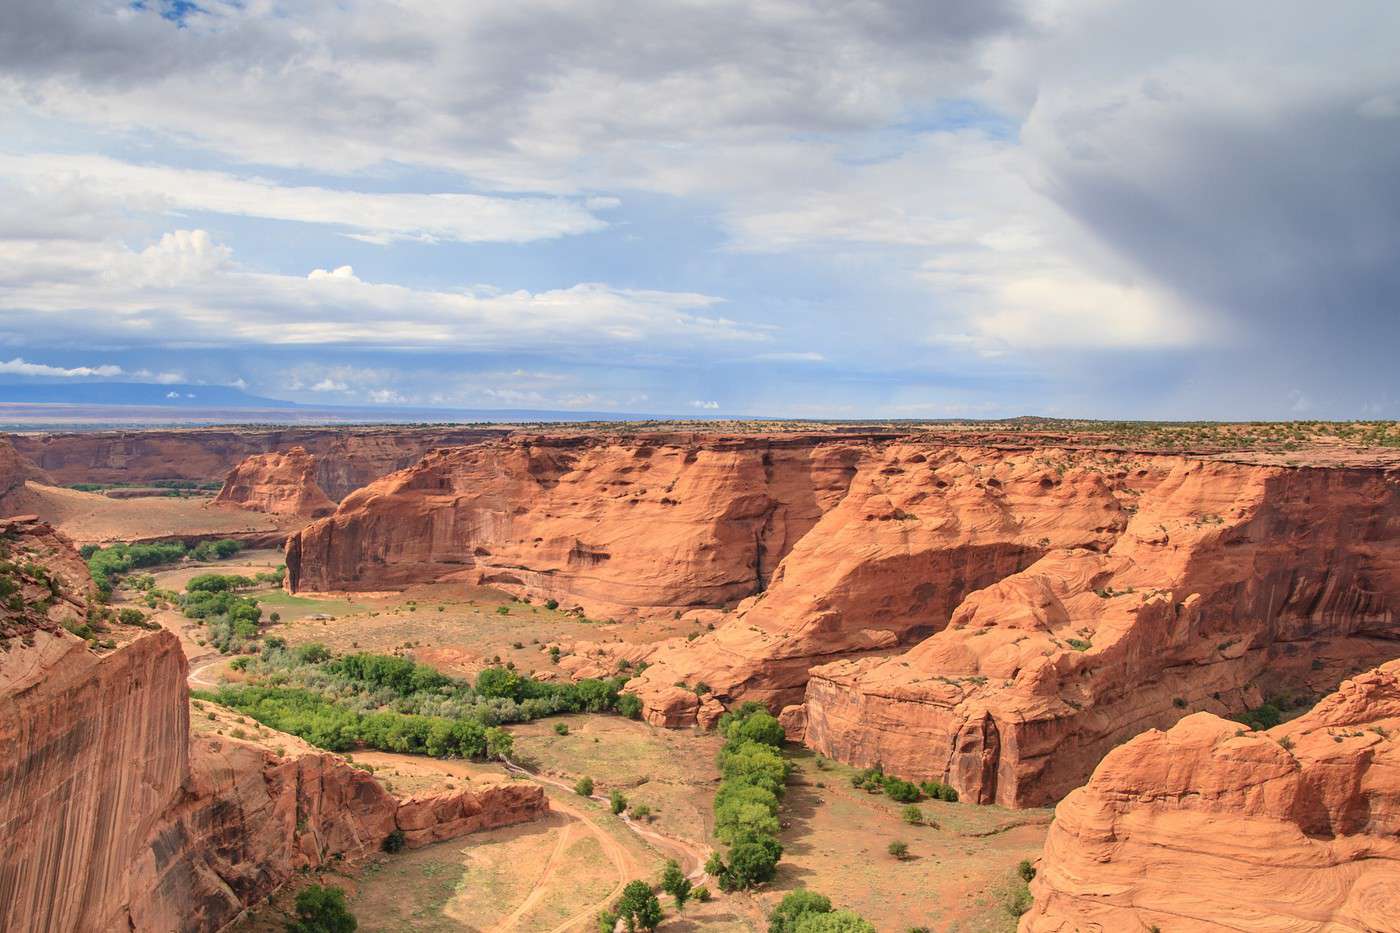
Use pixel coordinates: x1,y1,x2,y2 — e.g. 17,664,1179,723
118,607,147,626
794,910,876,933
918,779,958,802
610,789,627,814
881,777,920,803
382,829,406,853
901,805,923,825
545,599,559,610
693,885,711,902
575,776,595,797
1018,859,1036,882
721,837,782,890
887,840,908,859
285,884,356,932
770,890,833,933
616,694,643,719
555,722,569,735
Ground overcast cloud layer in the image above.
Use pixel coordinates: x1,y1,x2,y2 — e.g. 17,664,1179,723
0,0,1395,418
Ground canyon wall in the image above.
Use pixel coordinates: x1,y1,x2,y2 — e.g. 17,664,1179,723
0,522,546,932
1022,659,1400,932
797,460,1400,806
287,433,889,610
213,446,337,518
9,426,506,498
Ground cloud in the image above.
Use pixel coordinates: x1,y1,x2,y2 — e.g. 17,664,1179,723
0,229,764,355
0,356,123,377
0,154,610,245
690,400,720,410
310,378,348,392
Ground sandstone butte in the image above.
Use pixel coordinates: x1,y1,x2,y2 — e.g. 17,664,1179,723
8,425,507,499
0,519,547,933
1023,659,1400,932
213,445,338,518
286,433,1400,809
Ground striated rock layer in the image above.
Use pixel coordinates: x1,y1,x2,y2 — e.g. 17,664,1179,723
0,528,547,933
10,425,506,499
287,433,890,610
798,459,1400,806
1022,660,1400,932
213,446,337,518
625,444,1136,725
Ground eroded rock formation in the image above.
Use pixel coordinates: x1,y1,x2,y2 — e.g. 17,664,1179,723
9,426,506,498
0,514,94,638
797,459,1400,806
287,434,886,609
214,446,337,518
0,530,546,932
1022,660,1400,932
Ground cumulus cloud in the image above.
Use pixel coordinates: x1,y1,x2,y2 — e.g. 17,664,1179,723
0,357,123,378
0,229,765,355
690,400,720,410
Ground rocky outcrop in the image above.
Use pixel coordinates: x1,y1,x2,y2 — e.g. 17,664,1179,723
625,444,1140,724
9,426,506,499
287,433,884,610
131,736,546,932
0,514,94,639
797,460,1400,807
1,579,546,932
1022,660,1400,932
213,446,337,518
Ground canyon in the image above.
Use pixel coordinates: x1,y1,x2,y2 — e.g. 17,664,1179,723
286,434,1400,807
4,422,1400,931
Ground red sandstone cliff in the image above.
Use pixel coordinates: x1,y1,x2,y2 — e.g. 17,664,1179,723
9,426,506,499
0,437,52,499
213,446,337,518
0,527,546,932
796,459,1400,806
286,434,882,609
1022,659,1400,932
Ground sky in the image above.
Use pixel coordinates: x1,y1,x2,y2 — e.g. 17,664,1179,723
0,0,1397,420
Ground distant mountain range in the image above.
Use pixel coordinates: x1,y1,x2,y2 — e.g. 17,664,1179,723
0,382,292,407
0,382,665,424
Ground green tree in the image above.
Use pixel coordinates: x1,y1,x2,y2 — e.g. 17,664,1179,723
610,789,628,815
769,889,833,933
285,884,356,933
614,880,663,932
575,776,595,796
660,859,691,910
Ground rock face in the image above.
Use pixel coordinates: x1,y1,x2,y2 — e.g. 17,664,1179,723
287,433,885,609
213,446,337,518
1023,660,1400,932
10,426,506,499
0,437,51,496
0,628,190,932
798,459,1400,806
625,444,1139,725
0,541,547,932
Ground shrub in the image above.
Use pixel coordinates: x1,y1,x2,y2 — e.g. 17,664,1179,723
887,840,908,859
881,777,920,803
901,805,923,825
118,607,146,626
285,884,356,933
793,910,875,933
382,829,406,853
693,885,710,902
545,599,559,610
1017,859,1036,882
769,890,833,933
555,722,570,735
610,789,627,815
575,776,594,796
616,694,643,719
